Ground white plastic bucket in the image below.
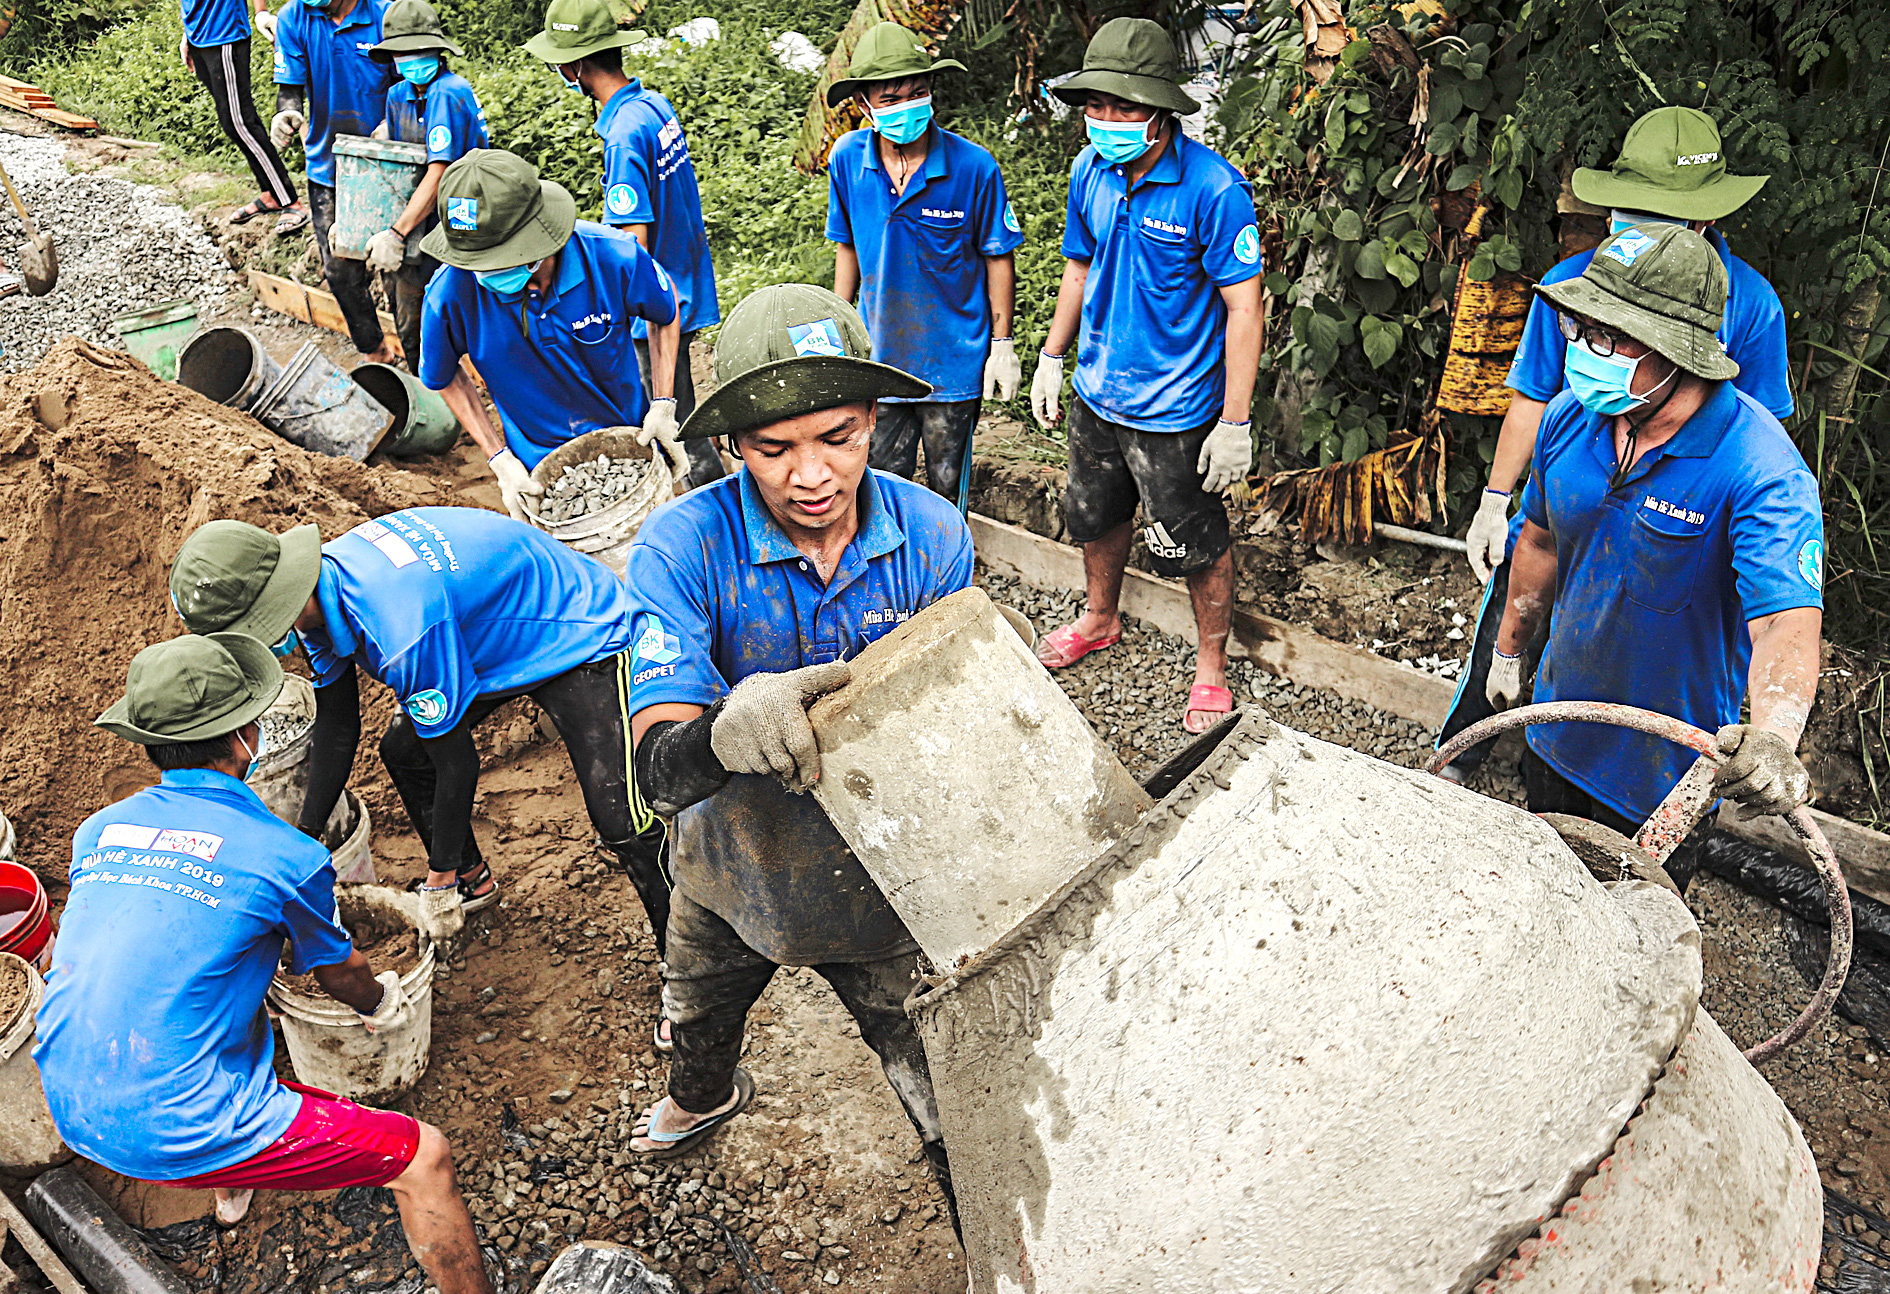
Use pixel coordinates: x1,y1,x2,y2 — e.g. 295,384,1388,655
267,885,432,1105
0,952,72,1173
247,675,316,823
523,428,673,578
326,790,375,886
0,809,14,860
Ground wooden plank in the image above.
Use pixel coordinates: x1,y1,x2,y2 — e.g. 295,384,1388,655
246,270,402,358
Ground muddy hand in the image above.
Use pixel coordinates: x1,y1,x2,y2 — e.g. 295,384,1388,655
357,970,412,1034
710,661,853,792
1713,724,1810,817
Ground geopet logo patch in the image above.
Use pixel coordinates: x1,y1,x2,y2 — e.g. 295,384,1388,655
428,124,451,153
634,618,681,666
406,689,450,726
1233,224,1261,265
1799,539,1824,590
606,183,638,217
1004,202,1021,234
1603,227,1655,266
446,197,479,230
787,318,846,358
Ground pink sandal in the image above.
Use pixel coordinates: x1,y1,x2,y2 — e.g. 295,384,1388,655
1037,622,1122,669
1183,683,1233,734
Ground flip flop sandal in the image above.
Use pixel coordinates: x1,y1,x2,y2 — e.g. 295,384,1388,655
1036,622,1122,670
405,859,500,914
653,1016,674,1054
228,197,275,225
273,205,310,235
1183,683,1234,734
633,1068,753,1161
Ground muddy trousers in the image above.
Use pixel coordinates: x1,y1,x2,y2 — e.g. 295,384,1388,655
662,890,959,1233
308,183,386,355
870,399,981,510
187,38,295,207
378,651,671,955
380,252,438,374
634,332,724,490
1523,748,1713,894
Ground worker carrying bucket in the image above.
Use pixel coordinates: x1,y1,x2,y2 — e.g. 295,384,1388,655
31,634,494,1294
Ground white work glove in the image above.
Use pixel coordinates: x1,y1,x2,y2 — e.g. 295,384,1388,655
415,882,464,942
371,120,389,141
1029,351,1063,428
179,34,191,67
365,228,406,274
253,6,276,41
489,448,544,522
357,970,413,1034
269,108,305,151
982,337,1022,402
710,661,853,793
1713,725,1811,818
1196,419,1254,495
1486,648,1523,712
637,398,688,484
1466,488,1511,584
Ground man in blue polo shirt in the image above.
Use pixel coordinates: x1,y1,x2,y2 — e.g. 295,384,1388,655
362,0,487,369
183,0,302,232
1487,225,1823,888
620,285,970,1228
824,21,1023,509
415,149,682,520
1439,107,1792,780
1027,18,1264,735
272,0,397,363
526,0,724,492
167,506,671,961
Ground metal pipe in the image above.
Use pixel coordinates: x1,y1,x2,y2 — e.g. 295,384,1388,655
1376,523,1467,554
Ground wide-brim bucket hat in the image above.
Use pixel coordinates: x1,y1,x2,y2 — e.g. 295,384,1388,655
171,519,322,646
826,22,967,107
369,0,463,60
1571,106,1768,223
419,149,577,272
98,633,285,745
681,284,930,441
1536,223,1741,381
522,0,635,63
1052,17,1199,115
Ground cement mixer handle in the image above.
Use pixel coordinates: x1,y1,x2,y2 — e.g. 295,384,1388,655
1426,700,1852,1066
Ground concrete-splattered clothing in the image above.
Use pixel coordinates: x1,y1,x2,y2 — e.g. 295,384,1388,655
1520,382,1823,822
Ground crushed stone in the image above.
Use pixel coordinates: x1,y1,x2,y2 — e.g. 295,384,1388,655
538,454,656,524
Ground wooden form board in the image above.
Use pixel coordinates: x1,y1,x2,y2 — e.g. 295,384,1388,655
0,75,97,131
247,269,402,358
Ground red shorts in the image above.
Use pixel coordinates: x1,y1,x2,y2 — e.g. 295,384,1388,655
164,1083,421,1192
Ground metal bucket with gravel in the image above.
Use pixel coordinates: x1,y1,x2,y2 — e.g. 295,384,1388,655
523,429,672,578
176,326,280,413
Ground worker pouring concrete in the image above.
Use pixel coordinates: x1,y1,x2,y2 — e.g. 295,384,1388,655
271,0,399,364
167,510,671,973
363,0,489,369
621,285,971,1228
824,20,1024,508
1487,223,1823,890
526,0,726,493
1439,107,1791,781
32,634,493,1294
414,149,686,519
1027,18,1265,734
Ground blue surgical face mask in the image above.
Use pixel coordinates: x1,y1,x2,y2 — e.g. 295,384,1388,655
395,54,442,86
553,64,584,92
1087,114,1156,166
1564,337,1674,417
237,726,269,781
270,629,301,659
870,95,933,146
474,260,540,297
1609,209,1686,237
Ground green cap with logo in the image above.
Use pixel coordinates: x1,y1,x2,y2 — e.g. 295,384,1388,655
679,284,930,441
825,22,967,108
522,0,634,64
420,149,576,271
1052,18,1198,115
97,633,285,745
171,519,322,646
1536,223,1740,381
1571,107,1768,223
369,0,462,61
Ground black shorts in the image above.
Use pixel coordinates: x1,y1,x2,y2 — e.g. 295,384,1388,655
1064,397,1231,579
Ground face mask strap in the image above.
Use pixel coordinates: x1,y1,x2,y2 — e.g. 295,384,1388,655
1608,357,1682,490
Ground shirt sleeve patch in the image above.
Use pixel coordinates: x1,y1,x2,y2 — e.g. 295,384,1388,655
427,123,451,153
1233,224,1261,265
1799,538,1824,590
606,183,640,218
1004,202,1022,234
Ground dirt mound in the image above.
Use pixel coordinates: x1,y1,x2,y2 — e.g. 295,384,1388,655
0,338,445,874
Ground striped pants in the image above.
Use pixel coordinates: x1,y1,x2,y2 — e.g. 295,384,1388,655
187,37,296,207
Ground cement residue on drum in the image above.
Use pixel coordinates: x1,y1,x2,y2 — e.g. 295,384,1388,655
537,455,655,523
0,955,27,1024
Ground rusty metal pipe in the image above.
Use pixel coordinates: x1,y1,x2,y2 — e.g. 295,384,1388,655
1425,701,1853,1065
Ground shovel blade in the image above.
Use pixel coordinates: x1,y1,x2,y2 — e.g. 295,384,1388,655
21,235,55,296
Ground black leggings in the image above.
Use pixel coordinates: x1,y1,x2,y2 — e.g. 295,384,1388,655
187,38,295,207
379,652,671,954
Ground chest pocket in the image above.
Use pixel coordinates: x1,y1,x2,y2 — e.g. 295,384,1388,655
1134,218,1195,295
906,210,970,272
1625,508,1706,615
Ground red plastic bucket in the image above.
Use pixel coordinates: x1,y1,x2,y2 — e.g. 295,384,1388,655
0,862,49,967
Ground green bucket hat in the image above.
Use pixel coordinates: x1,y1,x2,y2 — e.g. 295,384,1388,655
419,149,577,271
1571,107,1768,223
1052,18,1198,116
522,0,633,64
97,633,284,746
680,284,929,441
1536,224,1740,381
369,0,463,61
171,519,322,646
825,22,966,109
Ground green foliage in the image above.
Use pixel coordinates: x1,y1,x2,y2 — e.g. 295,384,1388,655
1,0,142,60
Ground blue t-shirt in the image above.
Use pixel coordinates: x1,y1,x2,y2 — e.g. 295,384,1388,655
623,469,974,964
304,507,634,734
1507,227,1793,419
418,221,679,469
595,80,719,338
825,126,1023,404
1519,383,1824,821
384,70,488,167
1062,132,1262,432
273,0,393,188
182,0,249,48
34,770,353,1180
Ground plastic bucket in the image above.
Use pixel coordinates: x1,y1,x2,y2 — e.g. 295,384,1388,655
0,861,51,969
177,326,282,413
0,953,72,1174
327,789,376,886
331,135,428,264
112,299,199,382
253,341,394,461
268,886,432,1104
523,429,674,579
0,808,14,861
351,362,459,457
248,675,316,824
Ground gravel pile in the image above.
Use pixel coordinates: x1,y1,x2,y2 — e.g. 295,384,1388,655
0,131,236,374
538,455,657,523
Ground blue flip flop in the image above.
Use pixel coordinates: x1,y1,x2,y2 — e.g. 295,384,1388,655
634,1068,754,1161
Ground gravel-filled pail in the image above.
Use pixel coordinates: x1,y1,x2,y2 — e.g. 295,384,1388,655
523,429,673,578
